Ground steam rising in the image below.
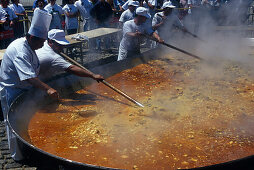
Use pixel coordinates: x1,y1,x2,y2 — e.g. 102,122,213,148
25,1,254,169
160,1,254,69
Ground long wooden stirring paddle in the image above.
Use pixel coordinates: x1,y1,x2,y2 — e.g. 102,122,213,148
156,13,205,42
143,34,203,61
59,52,145,108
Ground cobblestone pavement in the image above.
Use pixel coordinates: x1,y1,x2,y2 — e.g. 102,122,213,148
0,121,37,170
0,49,119,170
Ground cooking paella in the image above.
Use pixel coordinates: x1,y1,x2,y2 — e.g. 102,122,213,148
28,53,254,170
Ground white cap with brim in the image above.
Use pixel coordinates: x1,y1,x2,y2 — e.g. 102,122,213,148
48,29,69,45
28,8,52,39
162,1,176,9
128,1,139,7
136,7,151,19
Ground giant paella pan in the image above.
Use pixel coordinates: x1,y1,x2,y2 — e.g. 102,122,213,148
7,47,254,169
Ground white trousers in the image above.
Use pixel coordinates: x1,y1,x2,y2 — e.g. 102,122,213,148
117,46,128,61
0,87,25,161
117,46,141,61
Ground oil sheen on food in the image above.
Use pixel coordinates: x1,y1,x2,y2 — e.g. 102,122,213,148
28,54,254,169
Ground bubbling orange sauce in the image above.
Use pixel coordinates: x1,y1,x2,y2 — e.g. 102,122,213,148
28,55,254,169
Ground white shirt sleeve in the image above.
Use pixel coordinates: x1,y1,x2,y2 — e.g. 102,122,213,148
51,55,72,72
152,13,161,27
122,21,132,35
119,10,126,22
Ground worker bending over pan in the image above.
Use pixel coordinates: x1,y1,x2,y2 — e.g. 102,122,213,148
117,7,164,61
0,9,56,161
119,1,140,27
36,29,104,82
152,1,185,44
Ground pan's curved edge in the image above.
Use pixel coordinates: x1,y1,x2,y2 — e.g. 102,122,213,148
5,47,254,170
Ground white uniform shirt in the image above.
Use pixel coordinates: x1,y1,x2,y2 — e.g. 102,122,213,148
119,9,135,23
36,41,71,81
44,3,63,29
63,4,78,30
152,11,183,33
120,19,154,51
74,0,92,20
0,38,40,91
2,6,17,21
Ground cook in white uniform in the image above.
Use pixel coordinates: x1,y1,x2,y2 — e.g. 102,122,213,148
36,29,104,82
117,7,164,61
152,1,184,43
44,0,64,30
0,9,58,161
119,0,139,27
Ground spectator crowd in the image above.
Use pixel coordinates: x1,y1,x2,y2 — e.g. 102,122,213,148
0,0,253,49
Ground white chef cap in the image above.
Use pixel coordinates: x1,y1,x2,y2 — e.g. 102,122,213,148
28,8,52,39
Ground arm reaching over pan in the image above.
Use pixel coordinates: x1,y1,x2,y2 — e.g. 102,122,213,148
152,31,164,43
27,77,59,99
36,29,104,82
66,65,104,82
117,7,164,61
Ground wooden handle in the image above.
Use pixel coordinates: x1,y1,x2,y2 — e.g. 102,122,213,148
59,52,144,107
161,42,203,60
142,34,203,61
